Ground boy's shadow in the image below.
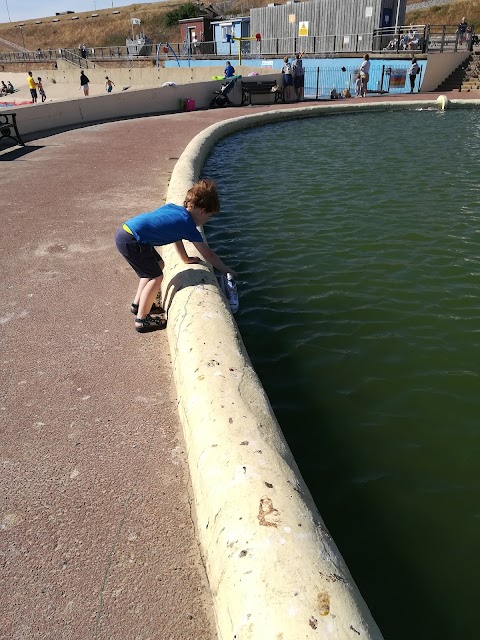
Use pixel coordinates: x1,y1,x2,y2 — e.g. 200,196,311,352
162,266,220,315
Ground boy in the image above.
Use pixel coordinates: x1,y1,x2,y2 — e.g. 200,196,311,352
105,76,115,93
37,77,46,102
224,61,235,78
115,179,237,333
354,73,362,97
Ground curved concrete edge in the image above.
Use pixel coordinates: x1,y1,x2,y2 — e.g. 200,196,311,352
160,97,479,640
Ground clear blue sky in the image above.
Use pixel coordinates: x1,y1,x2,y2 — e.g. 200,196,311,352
0,1,163,23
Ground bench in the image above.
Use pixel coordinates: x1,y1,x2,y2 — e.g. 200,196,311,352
241,80,284,106
0,113,25,147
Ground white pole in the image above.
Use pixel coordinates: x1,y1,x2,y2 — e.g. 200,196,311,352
395,0,401,34
5,0,11,22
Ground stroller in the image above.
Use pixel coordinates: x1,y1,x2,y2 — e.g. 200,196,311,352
210,76,239,108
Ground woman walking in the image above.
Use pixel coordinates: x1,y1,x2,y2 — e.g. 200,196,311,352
80,70,90,97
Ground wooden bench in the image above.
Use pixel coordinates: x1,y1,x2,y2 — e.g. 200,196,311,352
241,80,284,106
0,113,25,147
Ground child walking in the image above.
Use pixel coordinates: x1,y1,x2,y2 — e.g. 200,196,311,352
115,179,237,333
105,76,115,93
37,77,46,102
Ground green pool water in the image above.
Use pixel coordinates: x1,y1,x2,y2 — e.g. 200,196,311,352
203,108,480,640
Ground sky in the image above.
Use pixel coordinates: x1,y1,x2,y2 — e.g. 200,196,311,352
0,1,163,23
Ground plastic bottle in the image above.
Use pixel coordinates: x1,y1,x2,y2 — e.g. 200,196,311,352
222,273,239,314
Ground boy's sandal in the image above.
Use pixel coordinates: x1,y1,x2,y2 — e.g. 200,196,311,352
130,302,165,315
135,314,167,333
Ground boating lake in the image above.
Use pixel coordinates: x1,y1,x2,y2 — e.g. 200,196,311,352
203,107,480,640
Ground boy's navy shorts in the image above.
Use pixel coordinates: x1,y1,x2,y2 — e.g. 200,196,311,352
115,227,163,279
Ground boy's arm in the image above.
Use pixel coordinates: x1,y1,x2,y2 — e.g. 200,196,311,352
174,240,202,264
192,241,237,276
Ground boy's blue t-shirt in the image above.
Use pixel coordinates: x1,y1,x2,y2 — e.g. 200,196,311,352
124,203,203,246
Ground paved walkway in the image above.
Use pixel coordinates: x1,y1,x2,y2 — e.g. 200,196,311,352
1,90,478,640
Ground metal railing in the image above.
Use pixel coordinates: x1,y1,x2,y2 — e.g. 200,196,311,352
0,24,475,65
303,64,423,99
59,48,92,68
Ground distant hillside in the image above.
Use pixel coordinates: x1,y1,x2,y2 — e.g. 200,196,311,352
0,0,475,53
407,0,478,28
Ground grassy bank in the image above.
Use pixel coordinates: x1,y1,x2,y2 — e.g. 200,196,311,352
0,1,476,53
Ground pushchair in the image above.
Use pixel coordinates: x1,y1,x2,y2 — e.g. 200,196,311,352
210,76,240,108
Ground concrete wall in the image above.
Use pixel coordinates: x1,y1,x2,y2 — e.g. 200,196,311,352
48,60,276,87
421,51,470,91
158,96,479,640
7,73,282,139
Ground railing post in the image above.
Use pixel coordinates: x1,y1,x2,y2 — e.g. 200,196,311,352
422,25,428,53
440,25,446,52
380,64,385,93
316,66,320,100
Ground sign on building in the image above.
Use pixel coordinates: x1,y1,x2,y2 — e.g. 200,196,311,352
298,21,308,36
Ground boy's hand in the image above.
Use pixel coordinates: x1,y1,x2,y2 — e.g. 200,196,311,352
226,268,238,278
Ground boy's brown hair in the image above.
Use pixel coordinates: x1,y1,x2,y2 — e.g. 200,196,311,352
184,179,220,214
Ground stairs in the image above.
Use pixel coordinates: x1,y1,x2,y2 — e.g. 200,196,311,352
436,53,480,92
0,36,27,53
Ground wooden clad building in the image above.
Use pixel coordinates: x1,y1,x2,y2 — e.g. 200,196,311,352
250,0,407,54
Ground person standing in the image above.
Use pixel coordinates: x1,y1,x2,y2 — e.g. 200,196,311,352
359,54,370,97
26,71,37,104
80,71,90,97
458,17,468,44
282,56,293,101
407,58,420,93
37,77,47,102
105,76,115,93
292,52,305,101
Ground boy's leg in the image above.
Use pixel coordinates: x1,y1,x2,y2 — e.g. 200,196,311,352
136,276,163,320
133,277,150,307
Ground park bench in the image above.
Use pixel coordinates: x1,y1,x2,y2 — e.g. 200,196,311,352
0,113,25,147
241,80,284,106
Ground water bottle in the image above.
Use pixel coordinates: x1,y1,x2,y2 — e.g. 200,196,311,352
222,273,239,314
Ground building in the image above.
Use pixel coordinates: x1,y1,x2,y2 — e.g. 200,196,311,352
211,17,252,56
179,16,216,55
250,0,407,54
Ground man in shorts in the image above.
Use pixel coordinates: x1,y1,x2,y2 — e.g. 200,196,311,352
292,52,305,101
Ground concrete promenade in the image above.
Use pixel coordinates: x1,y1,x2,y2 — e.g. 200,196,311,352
1,90,478,640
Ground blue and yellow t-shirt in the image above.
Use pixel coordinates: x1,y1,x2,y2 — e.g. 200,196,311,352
124,203,203,246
